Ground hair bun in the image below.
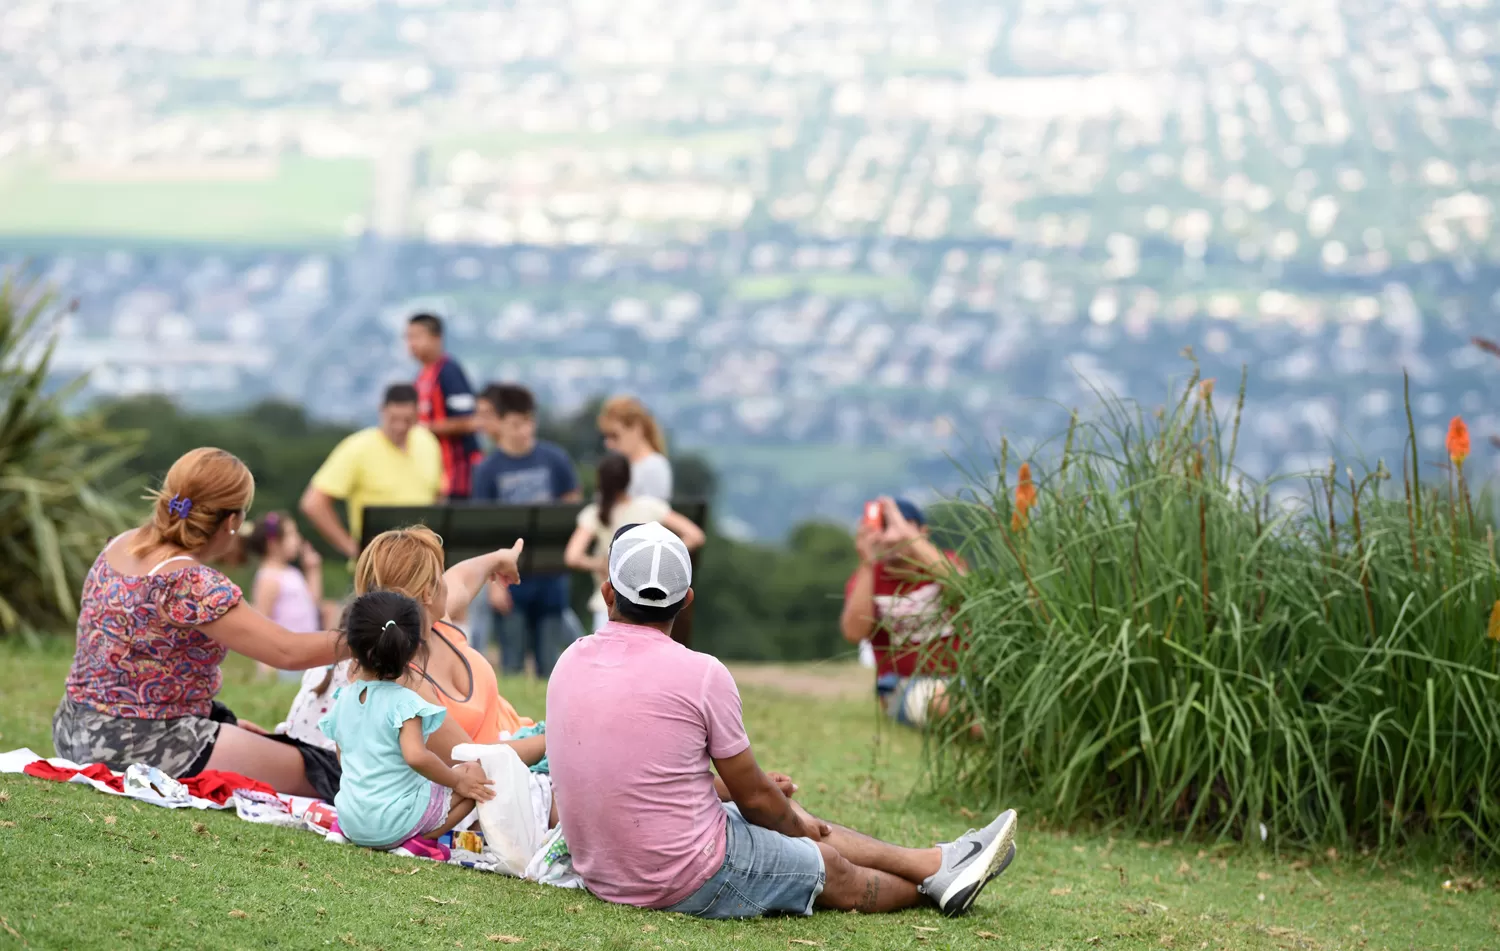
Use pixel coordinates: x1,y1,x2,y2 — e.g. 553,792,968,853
130,448,255,558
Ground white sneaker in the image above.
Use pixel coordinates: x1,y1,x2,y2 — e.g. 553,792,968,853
920,809,1019,917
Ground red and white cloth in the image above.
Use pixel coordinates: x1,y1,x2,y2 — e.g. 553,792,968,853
0,747,309,819
20,758,276,806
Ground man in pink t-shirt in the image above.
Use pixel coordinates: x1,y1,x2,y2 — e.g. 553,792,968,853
547,522,1020,919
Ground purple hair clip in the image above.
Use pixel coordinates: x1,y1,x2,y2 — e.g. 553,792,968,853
167,494,193,519
262,512,280,534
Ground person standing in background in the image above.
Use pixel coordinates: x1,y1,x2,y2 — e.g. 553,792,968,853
473,383,582,676
300,384,442,558
598,396,673,502
407,313,482,500
564,453,705,633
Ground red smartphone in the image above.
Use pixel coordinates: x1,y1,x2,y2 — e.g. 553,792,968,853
862,501,885,531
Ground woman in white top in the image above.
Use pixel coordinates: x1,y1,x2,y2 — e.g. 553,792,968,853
565,452,706,632
597,395,674,502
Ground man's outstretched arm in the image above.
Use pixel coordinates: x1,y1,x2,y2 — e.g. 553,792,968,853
713,747,828,840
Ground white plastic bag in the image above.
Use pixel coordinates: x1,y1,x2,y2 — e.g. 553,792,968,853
124,763,191,803
452,743,542,877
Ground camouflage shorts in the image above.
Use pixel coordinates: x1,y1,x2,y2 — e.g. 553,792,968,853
52,696,221,777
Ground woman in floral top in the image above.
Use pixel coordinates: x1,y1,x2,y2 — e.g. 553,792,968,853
54,448,344,797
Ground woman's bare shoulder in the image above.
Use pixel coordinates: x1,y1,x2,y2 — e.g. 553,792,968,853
406,669,446,704
98,528,143,571
417,629,465,683
440,629,493,676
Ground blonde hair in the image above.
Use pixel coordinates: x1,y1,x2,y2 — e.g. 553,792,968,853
354,525,446,606
598,395,666,455
129,448,254,557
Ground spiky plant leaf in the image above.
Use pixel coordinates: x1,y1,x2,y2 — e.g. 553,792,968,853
0,275,141,635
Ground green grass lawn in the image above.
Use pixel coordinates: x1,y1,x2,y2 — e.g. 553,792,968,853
0,158,371,244
0,640,1494,950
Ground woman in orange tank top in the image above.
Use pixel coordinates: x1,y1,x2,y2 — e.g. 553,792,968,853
415,619,529,743
354,527,534,761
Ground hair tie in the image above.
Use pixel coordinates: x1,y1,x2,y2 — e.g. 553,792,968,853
383,620,398,632
167,495,193,520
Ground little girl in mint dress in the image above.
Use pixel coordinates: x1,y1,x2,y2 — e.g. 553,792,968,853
319,591,494,849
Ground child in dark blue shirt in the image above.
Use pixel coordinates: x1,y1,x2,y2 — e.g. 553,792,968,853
472,384,581,677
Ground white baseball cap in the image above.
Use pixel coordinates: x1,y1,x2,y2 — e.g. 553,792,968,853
608,521,693,609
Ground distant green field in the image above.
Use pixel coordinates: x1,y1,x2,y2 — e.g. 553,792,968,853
0,158,372,244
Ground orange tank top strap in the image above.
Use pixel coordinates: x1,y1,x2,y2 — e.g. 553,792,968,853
423,618,535,742
438,619,535,736
432,618,466,645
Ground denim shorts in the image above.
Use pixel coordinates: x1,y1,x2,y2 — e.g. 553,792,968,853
664,804,826,919
875,673,950,727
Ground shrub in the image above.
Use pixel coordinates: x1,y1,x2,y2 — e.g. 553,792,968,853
933,367,1500,861
0,276,140,638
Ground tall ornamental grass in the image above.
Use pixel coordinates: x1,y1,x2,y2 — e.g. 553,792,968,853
931,367,1500,861
0,276,139,639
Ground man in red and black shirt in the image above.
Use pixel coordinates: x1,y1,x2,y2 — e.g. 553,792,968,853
840,497,968,729
407,313,483,499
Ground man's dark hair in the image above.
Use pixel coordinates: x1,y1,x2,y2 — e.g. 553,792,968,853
479,383,537,418
408,312,444,338
383,383,419,406
608,523,687,625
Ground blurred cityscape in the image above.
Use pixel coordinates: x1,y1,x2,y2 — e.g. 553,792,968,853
3,0,1499,538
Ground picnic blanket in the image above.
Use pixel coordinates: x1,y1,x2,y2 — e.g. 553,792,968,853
0,747,582,888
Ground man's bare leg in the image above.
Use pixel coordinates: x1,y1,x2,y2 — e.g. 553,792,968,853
814,843,924,913
794,801,1019,918
929,687,985,740
792,800,941,885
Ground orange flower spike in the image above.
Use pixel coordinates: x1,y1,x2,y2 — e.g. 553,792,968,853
1011,462,1037,533
1488,600,1500,642
1015,462,1038,510
1448,416,1471,468
1199,378,1215,400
